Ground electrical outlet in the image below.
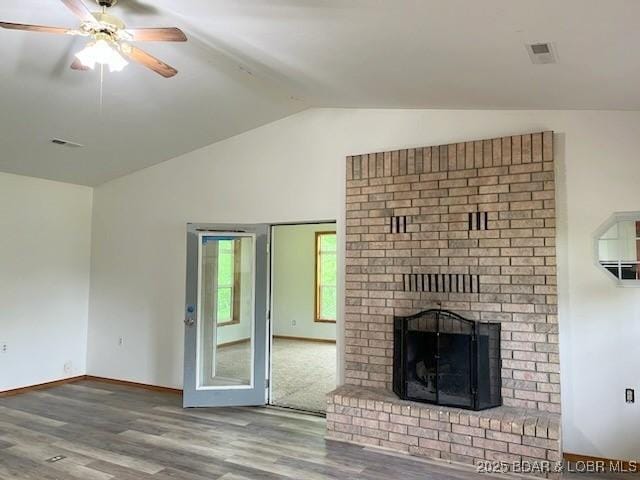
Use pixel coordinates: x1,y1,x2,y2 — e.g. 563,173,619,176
118,337,124,347
64,361,72,374
291,320,297,327
0,343,7,354
626,388,635,403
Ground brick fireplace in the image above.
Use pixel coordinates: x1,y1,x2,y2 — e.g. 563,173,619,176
327,132,561,475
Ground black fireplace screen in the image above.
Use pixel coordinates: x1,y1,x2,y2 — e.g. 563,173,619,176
393,309,501,410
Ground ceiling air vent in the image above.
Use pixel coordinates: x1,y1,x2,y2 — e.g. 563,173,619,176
526,43,557,64
51,138,84,148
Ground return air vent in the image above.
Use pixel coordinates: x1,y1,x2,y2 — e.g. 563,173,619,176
51,138,84,148
526,42,557,64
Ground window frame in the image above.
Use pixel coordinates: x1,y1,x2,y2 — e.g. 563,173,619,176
215,240,243,326
315,231,338,323
593,212,640,287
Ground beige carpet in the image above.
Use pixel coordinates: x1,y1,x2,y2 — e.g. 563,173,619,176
216,337,336,413
215,340,252,384
271,337,337,413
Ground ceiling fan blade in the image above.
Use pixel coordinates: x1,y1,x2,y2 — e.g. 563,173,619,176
71,58,90,71
126,27,187,42
0,21,72,35
60,0,98,24
122,45,178,78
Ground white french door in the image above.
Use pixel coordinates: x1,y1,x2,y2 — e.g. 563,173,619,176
183,223,269,407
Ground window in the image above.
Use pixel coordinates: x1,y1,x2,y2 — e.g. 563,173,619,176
216,239,241,325
595,213,640,285
315,232,337,322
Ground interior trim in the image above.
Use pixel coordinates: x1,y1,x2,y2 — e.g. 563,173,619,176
0,375,184,397
84,376,183,395
563,453,639,470
273,335,336,344
0,375,86,397
217,338,251,347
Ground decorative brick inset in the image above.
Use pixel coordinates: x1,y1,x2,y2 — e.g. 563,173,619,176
390,215,408,234
403,273,479,293
469,211,489,231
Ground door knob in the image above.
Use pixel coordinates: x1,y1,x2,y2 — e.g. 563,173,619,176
184,304,196,327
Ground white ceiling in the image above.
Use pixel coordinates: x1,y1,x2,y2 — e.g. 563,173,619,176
2,0,640,186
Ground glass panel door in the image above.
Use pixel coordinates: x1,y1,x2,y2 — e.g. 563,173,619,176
183,224,268,407
199,234,254,388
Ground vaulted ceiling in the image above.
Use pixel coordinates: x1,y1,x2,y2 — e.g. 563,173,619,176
2,0,640,185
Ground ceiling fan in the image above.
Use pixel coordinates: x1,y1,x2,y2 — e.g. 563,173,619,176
0,0,187,78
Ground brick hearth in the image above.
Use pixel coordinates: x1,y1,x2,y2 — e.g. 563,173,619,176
328,131,561,475
327,386,561,472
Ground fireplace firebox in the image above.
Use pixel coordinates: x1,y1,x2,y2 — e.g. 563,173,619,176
393,309,501,410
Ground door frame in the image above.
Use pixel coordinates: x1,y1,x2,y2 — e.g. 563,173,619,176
266,220,338,409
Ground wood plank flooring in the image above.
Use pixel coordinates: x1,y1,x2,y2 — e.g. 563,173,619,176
0,380,491,480
0,380,620,479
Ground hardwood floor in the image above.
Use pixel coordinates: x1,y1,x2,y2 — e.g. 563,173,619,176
0,380,499,480
0,380,622,480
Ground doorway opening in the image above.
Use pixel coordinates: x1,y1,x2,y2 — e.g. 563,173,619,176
269,222,337,414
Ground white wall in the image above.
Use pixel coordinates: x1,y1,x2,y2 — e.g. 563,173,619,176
272,223,337,341
0,172,93,391
87,108,640,462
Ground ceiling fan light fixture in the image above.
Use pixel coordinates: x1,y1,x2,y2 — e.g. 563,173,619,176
75,38,128,72
1,0,186,78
